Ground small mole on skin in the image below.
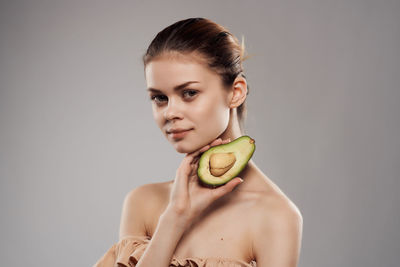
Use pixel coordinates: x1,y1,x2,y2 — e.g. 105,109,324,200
220,237,223,240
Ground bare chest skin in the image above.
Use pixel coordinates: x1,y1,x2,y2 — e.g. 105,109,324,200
146,181,268,263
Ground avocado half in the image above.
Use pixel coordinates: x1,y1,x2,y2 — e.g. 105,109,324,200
197,135,256,188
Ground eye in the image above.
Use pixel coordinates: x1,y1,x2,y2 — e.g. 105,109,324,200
183,89,198,99
150,94,167,104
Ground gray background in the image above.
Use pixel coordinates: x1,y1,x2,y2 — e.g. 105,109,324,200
1,0,399,266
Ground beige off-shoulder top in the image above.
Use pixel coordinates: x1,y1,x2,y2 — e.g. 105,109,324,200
94,235,256,267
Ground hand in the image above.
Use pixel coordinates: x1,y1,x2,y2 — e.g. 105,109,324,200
166,137,244,227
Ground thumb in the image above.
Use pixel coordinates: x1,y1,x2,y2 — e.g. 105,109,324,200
212,177,243,199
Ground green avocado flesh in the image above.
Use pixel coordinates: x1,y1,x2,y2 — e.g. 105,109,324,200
197,135,256,187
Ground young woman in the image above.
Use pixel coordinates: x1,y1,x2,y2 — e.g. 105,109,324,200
94,17,303,267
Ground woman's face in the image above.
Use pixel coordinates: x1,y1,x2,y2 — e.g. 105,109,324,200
145,53,233,153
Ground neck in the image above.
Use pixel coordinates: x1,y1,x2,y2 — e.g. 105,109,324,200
219,108,244,141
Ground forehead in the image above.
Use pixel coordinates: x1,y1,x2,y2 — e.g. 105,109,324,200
145,52,220,89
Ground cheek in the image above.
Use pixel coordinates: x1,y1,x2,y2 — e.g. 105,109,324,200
193,97,230,128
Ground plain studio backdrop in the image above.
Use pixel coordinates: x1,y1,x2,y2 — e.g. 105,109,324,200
1,0,399,266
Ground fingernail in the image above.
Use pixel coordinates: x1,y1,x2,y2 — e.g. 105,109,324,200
238,178,244,183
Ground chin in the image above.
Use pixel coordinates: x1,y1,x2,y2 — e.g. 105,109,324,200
171,139,204,154
168,131,223,154
173,143,197,154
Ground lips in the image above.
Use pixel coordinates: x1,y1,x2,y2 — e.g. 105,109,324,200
167,128,193,139
167,128,193,134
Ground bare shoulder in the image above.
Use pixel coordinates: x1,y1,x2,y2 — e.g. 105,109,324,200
245,167,303,229
123,180,172,215
250,189,303,266
253,192,303,226
125,180,171,202
119,180,172,240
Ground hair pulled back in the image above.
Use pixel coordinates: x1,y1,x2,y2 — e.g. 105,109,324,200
142,17,250,133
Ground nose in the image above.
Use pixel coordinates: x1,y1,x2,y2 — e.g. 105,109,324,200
163,97,182,121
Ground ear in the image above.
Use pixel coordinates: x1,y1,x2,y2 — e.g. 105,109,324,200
229,75,248,108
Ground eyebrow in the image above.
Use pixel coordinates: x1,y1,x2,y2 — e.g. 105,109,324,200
147,81,200,93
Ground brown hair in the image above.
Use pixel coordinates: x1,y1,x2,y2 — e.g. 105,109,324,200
142,17,251,133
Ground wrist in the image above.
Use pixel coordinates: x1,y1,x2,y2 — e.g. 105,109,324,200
161,206,193,230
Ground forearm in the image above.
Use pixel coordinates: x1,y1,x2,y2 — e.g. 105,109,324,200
135,208,190,267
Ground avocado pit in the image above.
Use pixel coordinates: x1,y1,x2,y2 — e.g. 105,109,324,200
209,152,236,177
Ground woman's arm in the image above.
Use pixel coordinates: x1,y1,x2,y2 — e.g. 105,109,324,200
118,184,190,267
135,207,190,267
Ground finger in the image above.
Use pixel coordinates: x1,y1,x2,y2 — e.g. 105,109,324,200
222,138,231,144
187,139,220,159
194,141,215,155
189,162,198,176
188,137,230,160
210,138,223,146
199,144,210,153
186,144,208,161
210,137,232,147
211,177,243,199
175,156,195,190
185,152,197,163
187,141,215,158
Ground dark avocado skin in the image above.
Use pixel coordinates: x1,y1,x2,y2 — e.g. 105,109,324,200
197,135,255,188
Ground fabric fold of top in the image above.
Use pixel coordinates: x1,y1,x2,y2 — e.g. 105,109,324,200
93,235,256,267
